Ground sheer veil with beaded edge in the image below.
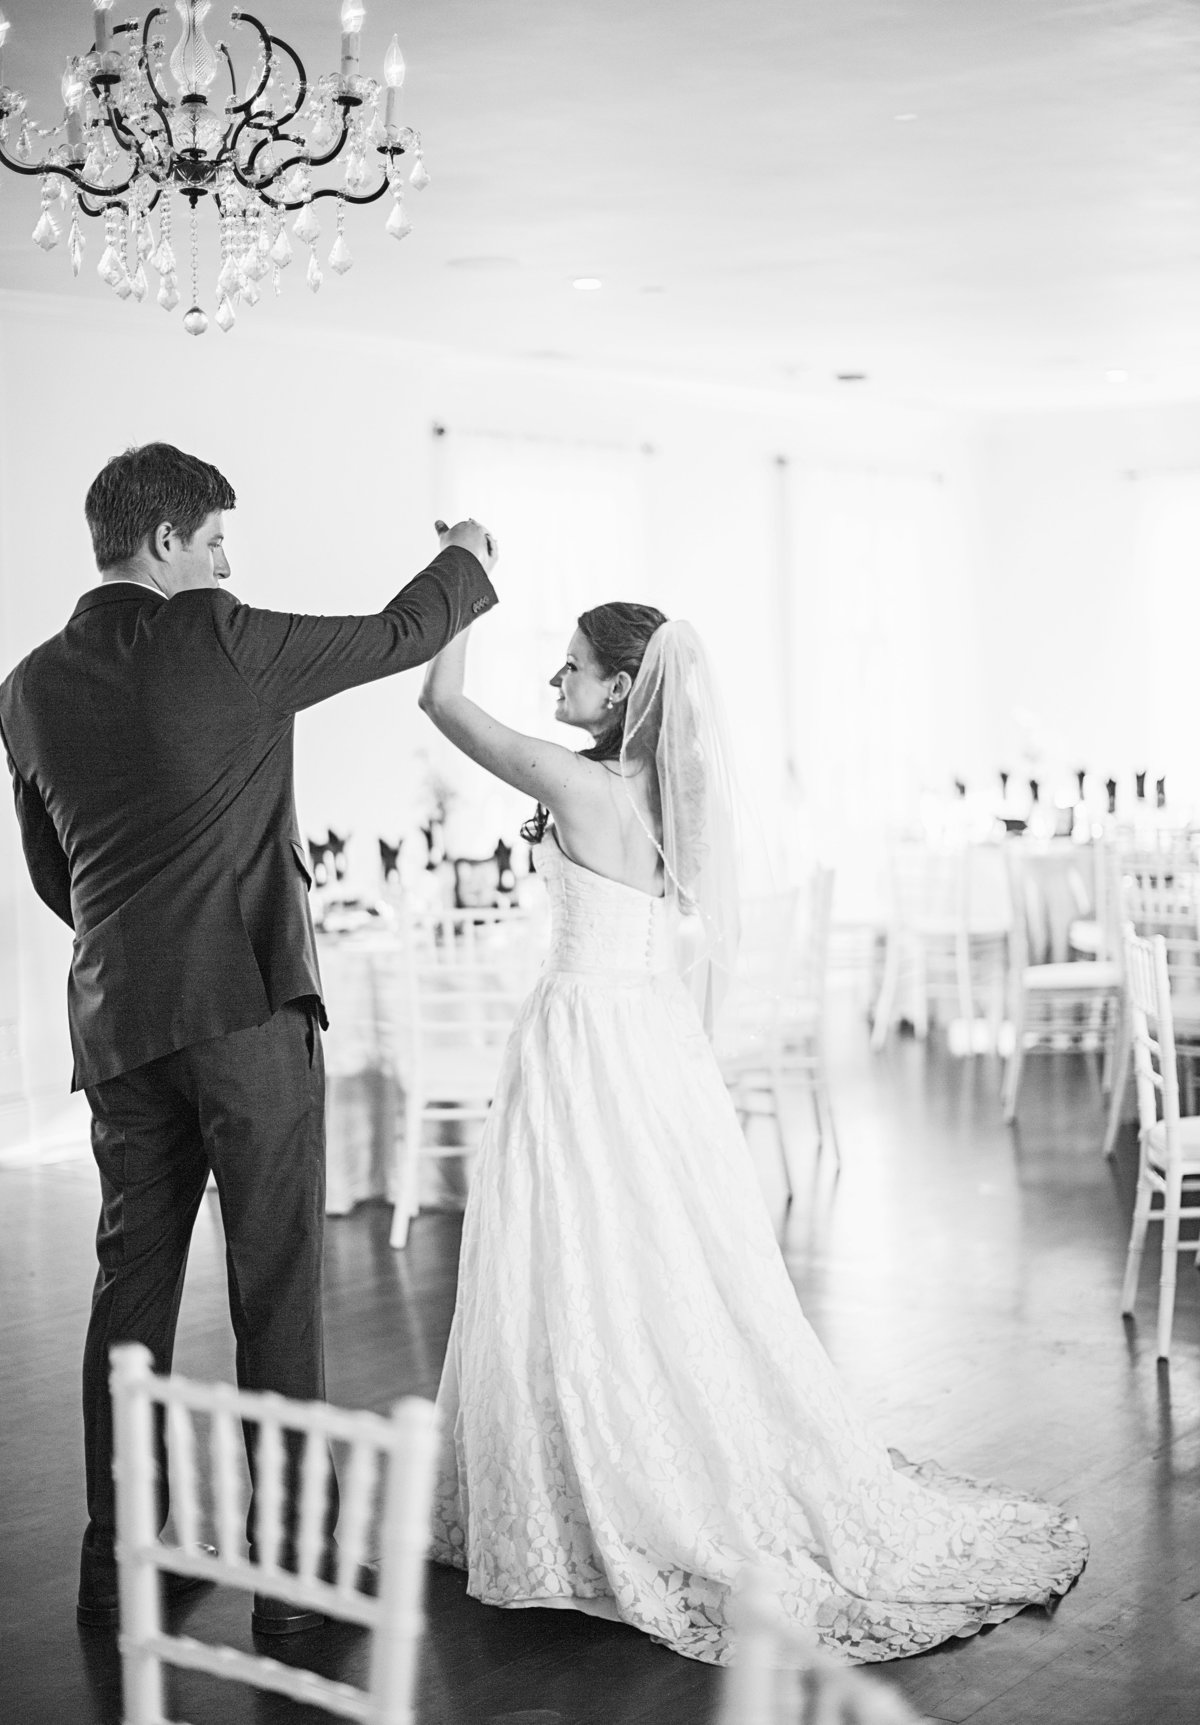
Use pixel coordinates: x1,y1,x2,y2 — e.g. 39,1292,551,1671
619,619,742,1036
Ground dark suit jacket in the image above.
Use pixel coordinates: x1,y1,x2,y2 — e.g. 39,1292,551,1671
0,547,496,1090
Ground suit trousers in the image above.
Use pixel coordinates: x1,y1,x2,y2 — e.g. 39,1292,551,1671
81,998,332,1564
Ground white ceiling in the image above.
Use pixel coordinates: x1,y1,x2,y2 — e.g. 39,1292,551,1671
3,0,1200,411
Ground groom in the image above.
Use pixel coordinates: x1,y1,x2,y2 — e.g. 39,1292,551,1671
0,442,498,1634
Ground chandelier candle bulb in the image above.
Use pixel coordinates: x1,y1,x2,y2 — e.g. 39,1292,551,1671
340,0,366,79
92,1,115,55
383,34,405,132
0,10,10,85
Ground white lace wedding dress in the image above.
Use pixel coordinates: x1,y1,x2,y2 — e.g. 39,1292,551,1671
430,830,1088,1666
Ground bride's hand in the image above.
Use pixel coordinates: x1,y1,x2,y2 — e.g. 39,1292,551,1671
434,517,498,574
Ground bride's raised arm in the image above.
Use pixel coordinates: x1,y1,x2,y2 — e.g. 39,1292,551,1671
419,623,599,817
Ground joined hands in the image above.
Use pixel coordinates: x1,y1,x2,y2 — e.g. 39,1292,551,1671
435,517,499,575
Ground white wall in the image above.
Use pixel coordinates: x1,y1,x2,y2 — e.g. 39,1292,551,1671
968,402,1200,813
0,288,977,1131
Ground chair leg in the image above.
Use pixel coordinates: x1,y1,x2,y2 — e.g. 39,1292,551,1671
1101,1009,1132,1160
1156,1179,1183,1361
814,1079,840,1167
389,1093,423,1249
1002,997,1026,1123
955,933,974,1040
771,1080,798,1202
1121,1153,1153,1315
870,937,900,1052
912,947,929,1041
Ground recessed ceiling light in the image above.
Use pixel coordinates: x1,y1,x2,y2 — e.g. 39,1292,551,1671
894,113,917,122
572,277,603,291
1105,368,1129,384
835,371,868,383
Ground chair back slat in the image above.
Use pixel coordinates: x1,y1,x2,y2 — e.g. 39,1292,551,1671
368,1399,442,1721
168,1400,201,1551
335,1440,377,1590
252,1410,284,1570
212,1400,244,1562
298,1426,332,1582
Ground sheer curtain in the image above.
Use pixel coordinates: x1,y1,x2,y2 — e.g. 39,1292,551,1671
431,429,651,854
784,464,974,918
1129,471,1200,814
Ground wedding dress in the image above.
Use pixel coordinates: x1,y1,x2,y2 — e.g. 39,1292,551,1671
430,828,1088,1666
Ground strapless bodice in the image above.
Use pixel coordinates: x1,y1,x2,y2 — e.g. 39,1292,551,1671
535,831,674,977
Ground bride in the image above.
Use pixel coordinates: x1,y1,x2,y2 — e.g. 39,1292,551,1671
417,536,1087,1667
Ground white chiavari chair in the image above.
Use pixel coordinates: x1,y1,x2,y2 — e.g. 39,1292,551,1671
1120,930,1200,1360
1002,846,1123,1127
716,1564,919,1725
111,1343,439,1725
1067,836,1119,958
389,904,533,1248
1101,863,1200,1156
715,889,803,1192
870,842,1009,1053
776,866,839,1165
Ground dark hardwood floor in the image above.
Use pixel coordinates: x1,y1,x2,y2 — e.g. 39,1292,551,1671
2,1000,1197,1725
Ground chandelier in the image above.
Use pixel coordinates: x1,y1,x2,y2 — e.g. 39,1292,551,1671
0,2,428,334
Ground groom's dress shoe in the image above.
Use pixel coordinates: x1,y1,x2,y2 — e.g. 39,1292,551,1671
77,1543,219,1628
251,1558,380,1638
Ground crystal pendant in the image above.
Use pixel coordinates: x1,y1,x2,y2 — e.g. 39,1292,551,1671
272,264,283,296
311,115,334,151
245,248,269,281
293,204,320,245
217,256,241,296
137,222,154,260
270,228,293,267
131,263,149,301
113,272,133,300
385,198,412,240
152,239,176,275
68,219,84,276
241,276,260,307
215,295,236,332
157,273,180,311
306,250,323,293
328,232,353,274
408,155,430,190
183,304,209,335
344,152,366,191
97,244,123,285
32,209,60,251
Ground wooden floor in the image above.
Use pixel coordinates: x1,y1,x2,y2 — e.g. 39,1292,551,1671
2,999,1198,1725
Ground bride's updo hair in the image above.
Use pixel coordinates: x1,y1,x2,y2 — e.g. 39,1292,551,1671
521,600,668,846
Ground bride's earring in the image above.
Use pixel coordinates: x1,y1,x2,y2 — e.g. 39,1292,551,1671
605,697,615,709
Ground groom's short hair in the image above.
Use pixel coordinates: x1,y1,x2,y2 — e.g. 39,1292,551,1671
85,442,237,570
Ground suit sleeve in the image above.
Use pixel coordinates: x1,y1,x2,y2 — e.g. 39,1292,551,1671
207,545,498,715
0,719,73,929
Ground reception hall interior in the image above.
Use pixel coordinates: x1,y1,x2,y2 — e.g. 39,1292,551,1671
2,1,1200,1722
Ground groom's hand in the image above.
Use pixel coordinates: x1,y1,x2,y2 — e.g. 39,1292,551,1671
434,517,498,575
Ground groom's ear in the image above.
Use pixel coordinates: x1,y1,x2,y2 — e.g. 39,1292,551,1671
148,522,174,563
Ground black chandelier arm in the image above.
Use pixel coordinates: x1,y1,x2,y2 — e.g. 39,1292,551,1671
262,28,308,130
226,12,274,116
140,8,179,142
252,169,400,214
0,140,146,205
265,98,362,183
